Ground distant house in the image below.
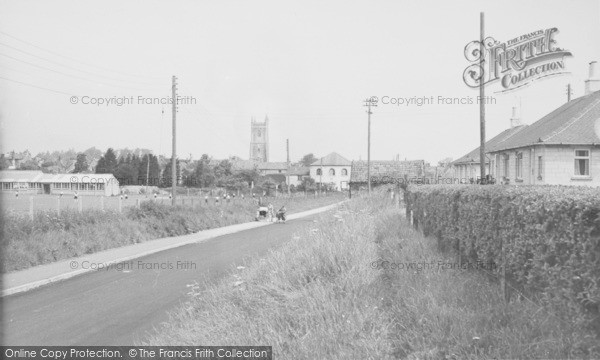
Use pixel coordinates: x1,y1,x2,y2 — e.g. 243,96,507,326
230,159,289,175
489,89,600,186
0,170,119,196
350,160,425,187
287,166,310,187
310,152,351,190
1,152,26,170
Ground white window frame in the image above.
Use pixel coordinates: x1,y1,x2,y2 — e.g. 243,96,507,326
515,152,523,180
574,149,591,177
503,154,510,178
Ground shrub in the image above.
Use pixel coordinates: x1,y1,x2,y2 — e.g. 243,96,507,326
405,185,600,338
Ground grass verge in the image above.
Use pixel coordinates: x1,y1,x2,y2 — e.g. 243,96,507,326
144,193,598,359
1,194,343,272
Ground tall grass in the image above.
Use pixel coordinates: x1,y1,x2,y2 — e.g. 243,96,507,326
144,192,598,359
2,194,343,272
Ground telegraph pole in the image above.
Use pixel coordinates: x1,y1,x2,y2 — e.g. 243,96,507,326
364,97,377,195
145,151,150,195
171,75,178,205
566,83,572,102
286,139,291,196
479,12,486,184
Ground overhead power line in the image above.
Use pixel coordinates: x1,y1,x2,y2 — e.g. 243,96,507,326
0,41,163,87
0,52,161,92
0,30,164,81
0,75,73,96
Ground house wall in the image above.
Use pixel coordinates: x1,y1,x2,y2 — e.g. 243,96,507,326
309,165,351,190
492,145,600,186
452,163,489,183
288,175,309,187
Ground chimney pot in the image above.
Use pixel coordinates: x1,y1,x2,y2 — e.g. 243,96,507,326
585,60,600,95
510,106,521,128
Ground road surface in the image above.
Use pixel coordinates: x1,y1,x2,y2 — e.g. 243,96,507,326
2,214,322,345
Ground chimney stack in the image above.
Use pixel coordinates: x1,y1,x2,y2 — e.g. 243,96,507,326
585,61,600,95
510,106,522,128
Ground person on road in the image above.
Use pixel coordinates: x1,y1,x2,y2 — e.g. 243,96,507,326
276,205,287,223
74,191,79,201
15,189,19,198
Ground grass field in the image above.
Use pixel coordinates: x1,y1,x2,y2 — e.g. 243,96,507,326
1,193,344,272
143,191,598,359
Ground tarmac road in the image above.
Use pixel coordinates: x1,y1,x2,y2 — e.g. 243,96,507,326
2,214,322,345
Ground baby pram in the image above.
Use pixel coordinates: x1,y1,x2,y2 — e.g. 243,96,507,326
255,206,273,222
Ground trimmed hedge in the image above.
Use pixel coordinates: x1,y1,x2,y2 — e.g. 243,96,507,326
405,185,600,335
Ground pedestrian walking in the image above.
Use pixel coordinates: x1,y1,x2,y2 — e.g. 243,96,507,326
74,191,79,201
215,195,220,205
204,195,209,204
15,189,19,198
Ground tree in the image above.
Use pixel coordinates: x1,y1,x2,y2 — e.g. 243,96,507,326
96,148,118,174
161,158,181,187
297,177,316,192
138,154,160,186
0,155,10,170
72,153,89,173
213,159,232,179
193,154,215,187
300,153,318,167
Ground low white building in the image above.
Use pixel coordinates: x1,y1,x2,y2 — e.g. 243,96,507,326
310,152,351,190
0,170,120,196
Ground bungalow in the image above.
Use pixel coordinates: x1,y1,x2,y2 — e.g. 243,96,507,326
489,89,600,186
455,61,600,186
0,170,120,196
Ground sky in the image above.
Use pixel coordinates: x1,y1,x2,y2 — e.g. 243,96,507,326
0,0,599,164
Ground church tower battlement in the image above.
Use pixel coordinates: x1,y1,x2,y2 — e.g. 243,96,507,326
250,116,269,162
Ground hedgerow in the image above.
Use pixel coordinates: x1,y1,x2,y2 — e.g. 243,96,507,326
405,184,600,339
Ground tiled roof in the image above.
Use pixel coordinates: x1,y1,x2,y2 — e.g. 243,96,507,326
257,162,288,171
231,160,289,171
453,125,527,165
310,152,351,166
231,160,258,171
0,170,45,182
350,160,424,183
288,166,310,176
490,90,600,152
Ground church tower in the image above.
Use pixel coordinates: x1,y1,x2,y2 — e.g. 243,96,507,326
250,116,269,162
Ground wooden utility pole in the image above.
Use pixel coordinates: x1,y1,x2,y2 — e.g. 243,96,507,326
286,139,291,196
145,152,150,195
364,97,377,194
172,75,178,205
566,83,572,102
479,12,486,184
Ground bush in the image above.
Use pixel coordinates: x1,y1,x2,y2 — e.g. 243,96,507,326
405,184,600,338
